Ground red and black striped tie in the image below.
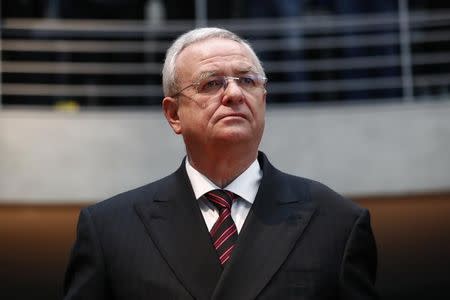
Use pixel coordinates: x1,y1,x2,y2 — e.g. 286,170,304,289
205,189,238,266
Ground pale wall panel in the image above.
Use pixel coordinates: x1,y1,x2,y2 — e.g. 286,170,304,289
1,101,449,203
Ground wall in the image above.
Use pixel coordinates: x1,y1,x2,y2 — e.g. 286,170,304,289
1,101,449,203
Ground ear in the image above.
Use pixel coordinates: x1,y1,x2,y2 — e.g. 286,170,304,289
262,88,267,104
162,97,182,134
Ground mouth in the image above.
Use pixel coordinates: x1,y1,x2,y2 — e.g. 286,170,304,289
219,113,247,121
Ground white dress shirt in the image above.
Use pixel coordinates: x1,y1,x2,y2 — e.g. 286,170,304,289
185,158,262,233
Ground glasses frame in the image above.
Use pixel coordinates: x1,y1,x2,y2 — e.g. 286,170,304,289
170,74,268,98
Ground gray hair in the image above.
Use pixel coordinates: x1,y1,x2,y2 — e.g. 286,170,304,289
162,27,265,97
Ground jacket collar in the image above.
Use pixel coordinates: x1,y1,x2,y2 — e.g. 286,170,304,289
134,152,317,300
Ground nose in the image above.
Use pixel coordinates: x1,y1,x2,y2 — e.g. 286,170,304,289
221,78,244,105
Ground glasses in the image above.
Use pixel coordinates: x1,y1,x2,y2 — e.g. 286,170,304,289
171,73,267,98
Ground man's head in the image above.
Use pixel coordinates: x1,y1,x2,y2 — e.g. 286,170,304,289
162,27,267,165
162,27,265,97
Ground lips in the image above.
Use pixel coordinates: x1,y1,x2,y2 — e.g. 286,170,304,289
218,113,248,121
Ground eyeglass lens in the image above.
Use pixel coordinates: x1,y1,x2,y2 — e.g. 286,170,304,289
197,75,265,95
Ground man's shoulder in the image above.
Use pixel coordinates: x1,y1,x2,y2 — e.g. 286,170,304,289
276,169,364,216
84,171,178,216
260,152,364,215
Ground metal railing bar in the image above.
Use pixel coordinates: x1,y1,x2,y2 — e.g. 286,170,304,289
267,74,450,93
1,61,162,74
0,39,171,53
408,11,450,26
266,53,449,72
268,76,402,93
252,34,400,51
2,18,194,33
0,10,445,29
263,55,400,72
1,33,400,53
2,11,449,35
2,29,449,54
411,30,450,43
410,19,450,29
2,14,402,33
195,0,208,27
414,74,450,86
2,83,162,97
2,53,448,75
213,15,401,33
412,52,450,65
399,0,414,101
1,23,400,38
0,27,2,109
1,57,392,74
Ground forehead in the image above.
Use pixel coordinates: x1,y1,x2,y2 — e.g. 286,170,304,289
176,38,257,80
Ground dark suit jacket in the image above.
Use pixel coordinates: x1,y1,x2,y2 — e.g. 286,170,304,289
64,152,377,299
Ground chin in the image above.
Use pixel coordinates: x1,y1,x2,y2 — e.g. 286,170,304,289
215,129,252,143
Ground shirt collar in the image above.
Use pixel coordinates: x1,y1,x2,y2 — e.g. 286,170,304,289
185,158,262,204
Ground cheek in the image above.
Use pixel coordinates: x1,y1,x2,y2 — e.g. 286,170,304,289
178,107,211,133
249,101,265,123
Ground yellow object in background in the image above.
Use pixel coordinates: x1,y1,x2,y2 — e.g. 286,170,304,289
54,100,80,112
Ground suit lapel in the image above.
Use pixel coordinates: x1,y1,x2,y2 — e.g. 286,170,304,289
212,153,317,300
134,162,222,300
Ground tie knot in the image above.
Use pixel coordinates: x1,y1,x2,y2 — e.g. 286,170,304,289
205,189,236,210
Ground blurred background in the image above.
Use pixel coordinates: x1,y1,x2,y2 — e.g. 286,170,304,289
1,0,449,299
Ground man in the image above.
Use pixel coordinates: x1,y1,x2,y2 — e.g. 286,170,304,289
64,27,377,299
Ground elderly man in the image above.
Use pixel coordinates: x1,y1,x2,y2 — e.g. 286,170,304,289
64,27,377,299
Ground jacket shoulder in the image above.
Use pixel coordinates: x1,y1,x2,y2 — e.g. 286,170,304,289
278,170,365,216
84,171,177,216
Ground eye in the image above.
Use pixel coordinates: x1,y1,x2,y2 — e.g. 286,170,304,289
198,77,224,93
238,75,256,87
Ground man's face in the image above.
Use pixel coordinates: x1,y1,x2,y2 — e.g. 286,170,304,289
164,38,266,154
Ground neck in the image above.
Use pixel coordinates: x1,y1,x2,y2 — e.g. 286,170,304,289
187,147,258,188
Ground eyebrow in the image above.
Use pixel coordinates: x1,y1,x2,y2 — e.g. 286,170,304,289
195,67,257,82
196,71,217,82
235,66,255,74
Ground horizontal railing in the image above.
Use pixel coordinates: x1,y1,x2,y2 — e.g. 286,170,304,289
1,8,450,106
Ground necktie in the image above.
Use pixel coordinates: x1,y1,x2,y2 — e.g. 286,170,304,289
205,189,239,266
